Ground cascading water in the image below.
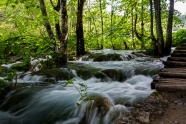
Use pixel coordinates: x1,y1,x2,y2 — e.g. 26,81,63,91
0,50,164,124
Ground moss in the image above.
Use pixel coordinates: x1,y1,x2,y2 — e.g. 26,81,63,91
34,68,74,81
69,64,100,80
10,63,29,72
152,91,160,96
101,69,127,82
43,78,56,83
93,53,123,61
0,80,12,101
93,71,110,82
0,79,6,93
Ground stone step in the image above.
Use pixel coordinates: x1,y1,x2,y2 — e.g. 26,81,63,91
156,83,186,92
167,57,186,62
171,53,186,57
163,61,186,67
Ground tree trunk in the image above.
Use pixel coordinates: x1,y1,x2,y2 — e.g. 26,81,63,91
50,0,61,51
140,0,145,48
87,0,92,42
141,0,144,37
39,0,57,51
154,0,164,56
99,0,104,49
165,0,174,55
110,0,114,49
131,7,135,49
134,14,143,42
76,0,85,56
150,0,158,55
92,18,100,49
56,0,68,66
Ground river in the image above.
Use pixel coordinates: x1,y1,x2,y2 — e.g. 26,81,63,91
0,50,163,124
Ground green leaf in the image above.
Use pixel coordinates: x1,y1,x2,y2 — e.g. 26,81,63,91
64,78,75,87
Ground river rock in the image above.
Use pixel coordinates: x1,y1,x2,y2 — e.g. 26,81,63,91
116,92,168,124
93,53,124,61
135,111,150,123
34,68,75,81
101,69,127,82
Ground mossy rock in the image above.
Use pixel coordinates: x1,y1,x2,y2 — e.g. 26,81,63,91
10,63,29,72
0,79,12,101
43,78,56,83
0,87,43,111
83,53,102,61
101,69,127,82
69,64,100,80
0,66,8,76
93,53,123,61
135,67,160,77
34,68,74,81
0,79,6,92
93,71,111,81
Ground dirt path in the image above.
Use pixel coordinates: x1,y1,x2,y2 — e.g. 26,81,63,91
151,101,186,124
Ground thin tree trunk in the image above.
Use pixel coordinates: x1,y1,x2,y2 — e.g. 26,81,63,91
110,0,114,49
99,0,104,49
154,0,164,56
150,0,158,55
141,0,145,48
92,18,100,49
134,14,143,41
76,0,85,56
131,7,135,48
50,0,61,51
57,0,68,66
39,0,57,51
165,0,174,55
87,0,92,45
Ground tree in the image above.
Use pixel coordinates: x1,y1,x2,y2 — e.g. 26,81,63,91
39,0,57,51
165,0,174,55
149,0,157,54
154,0,164,56
58,0,68,65
39,0,68,66
99,0,104,49
76,0,86,56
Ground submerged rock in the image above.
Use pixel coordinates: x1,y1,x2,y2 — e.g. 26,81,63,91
43,78,56,83
101,69,127,82
93,71,111,82
79,95,114,124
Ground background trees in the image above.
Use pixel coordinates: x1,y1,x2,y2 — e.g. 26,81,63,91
0,0,186,64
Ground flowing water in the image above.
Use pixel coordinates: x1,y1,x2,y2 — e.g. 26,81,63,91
0,50,163,124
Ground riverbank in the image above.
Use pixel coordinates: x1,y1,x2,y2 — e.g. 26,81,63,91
117,92,186,124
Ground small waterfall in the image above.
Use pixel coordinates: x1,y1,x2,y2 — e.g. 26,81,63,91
13,74,45,83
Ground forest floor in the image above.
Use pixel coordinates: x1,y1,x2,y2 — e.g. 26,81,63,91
117,92,186,124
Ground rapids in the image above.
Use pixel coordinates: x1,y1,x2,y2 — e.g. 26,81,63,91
0,50,163,124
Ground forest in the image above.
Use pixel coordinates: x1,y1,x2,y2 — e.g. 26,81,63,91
0,0,186,65
0,0,186,123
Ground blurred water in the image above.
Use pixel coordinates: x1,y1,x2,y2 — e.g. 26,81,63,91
0,50,164,124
